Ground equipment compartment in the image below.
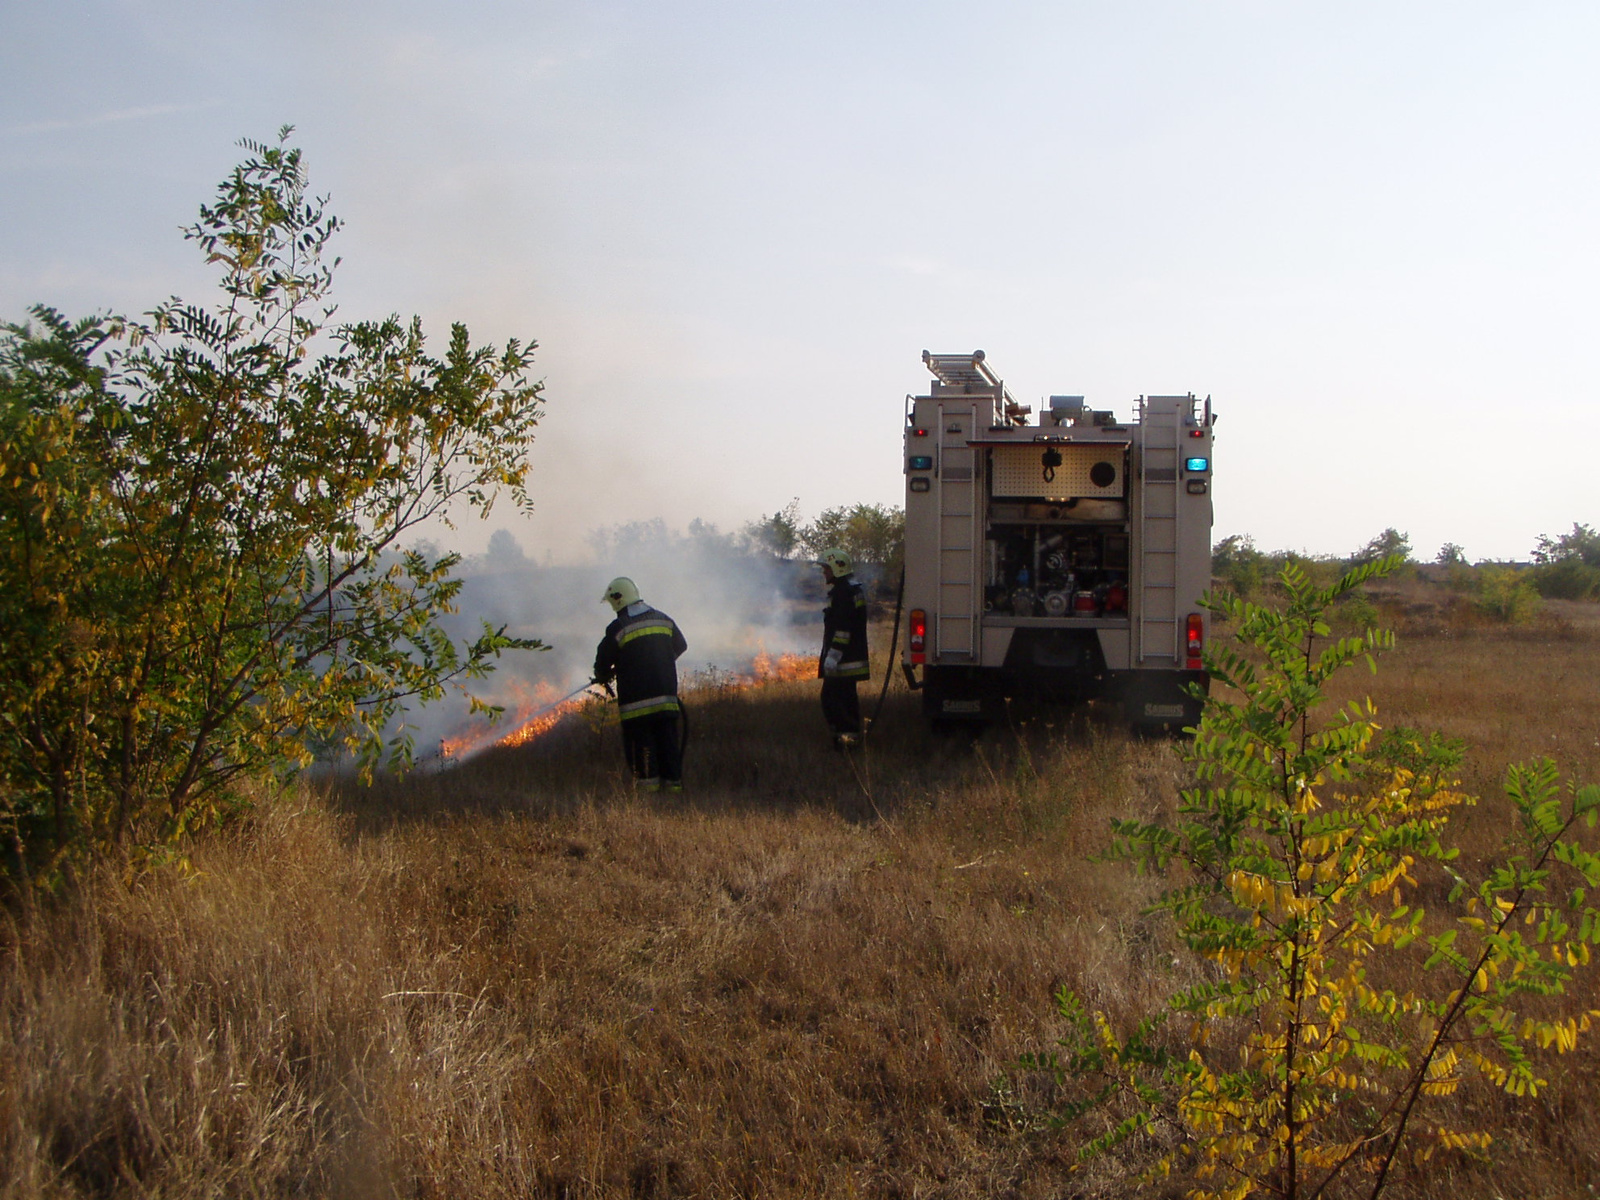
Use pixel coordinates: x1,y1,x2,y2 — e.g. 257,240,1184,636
984,523,1130,619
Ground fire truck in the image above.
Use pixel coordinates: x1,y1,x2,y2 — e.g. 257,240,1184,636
901,351,1214,730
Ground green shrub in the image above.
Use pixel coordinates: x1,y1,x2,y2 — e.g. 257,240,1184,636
1335,589,1381,632
1444,562,1479,592
1022,556,1600,1199
1350,527,1411,567
1532,522,1600,568
0,132,544,884
1527,557,1600,601
1213,534,1266,598
1475,566,1543,623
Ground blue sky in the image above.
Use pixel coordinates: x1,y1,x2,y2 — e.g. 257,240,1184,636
3,1,1596,562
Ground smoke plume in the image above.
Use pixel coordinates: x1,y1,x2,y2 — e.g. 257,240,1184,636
402,518,823,758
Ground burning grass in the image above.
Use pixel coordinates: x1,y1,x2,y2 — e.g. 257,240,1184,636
439,651,817,764
3,621,1599,1197
439,677,597,760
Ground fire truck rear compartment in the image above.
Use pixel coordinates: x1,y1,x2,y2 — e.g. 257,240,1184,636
903,352,1213,732
985,520,1130,619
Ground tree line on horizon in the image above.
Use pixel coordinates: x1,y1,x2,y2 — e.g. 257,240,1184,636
1213,523,1600,615
474,503,905,580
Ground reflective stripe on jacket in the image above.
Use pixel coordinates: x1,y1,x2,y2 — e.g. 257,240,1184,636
595,603,687,720
820,576,870,680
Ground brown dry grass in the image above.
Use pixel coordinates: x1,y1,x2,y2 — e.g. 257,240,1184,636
3,608,1599,1198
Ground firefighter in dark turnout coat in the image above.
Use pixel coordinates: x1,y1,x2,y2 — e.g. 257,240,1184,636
815,547,870,748
594,577,688,791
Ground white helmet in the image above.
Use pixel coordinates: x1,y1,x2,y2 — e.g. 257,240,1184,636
601,576,641,612
815,547,853,577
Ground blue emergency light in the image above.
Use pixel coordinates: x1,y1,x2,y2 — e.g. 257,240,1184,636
908,455,933,470
1185,456,1209,472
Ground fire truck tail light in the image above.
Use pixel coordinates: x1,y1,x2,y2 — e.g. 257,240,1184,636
1186,612,1203,670
909,609,927,664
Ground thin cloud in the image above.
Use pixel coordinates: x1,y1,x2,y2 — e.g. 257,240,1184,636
4,101,215,137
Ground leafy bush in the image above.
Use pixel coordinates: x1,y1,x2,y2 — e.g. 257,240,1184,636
1212,534,1267,598
1335,588,1381,632
1023,557,1600,1199
0,132,544,884
798,502,904,581
1350,527,1411,566
1475,565,1543,624
1532,522,1600,568
1527,558,1600,601
1528,523,1600,600
741,498,803,559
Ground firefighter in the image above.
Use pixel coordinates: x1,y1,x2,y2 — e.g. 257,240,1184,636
815,547,870,748
594,577,688,792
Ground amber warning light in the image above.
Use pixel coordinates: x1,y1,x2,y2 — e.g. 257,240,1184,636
909,608,927,663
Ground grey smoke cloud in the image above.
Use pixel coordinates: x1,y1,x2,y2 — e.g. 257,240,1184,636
402,519,822,758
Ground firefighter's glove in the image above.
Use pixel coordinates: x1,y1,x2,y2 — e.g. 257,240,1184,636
823,648,842,674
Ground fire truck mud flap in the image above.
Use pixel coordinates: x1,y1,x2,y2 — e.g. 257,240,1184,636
920,666,1003,724
1111,670,1209,731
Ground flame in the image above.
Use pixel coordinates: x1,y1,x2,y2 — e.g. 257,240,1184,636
679,649,816,695
439,649,815,762
437,678,591,762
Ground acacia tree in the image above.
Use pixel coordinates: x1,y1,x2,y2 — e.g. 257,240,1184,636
1529,522,1600,600
799,502,905,583
0,131,545,882
1349,528,1411,567
742,499,802,559
1024,559,1600,1198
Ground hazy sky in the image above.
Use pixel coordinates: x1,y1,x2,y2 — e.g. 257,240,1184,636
3,1,1596,563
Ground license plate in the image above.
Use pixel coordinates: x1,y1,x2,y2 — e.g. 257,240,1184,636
1143,703,1186,719
942,699,983,714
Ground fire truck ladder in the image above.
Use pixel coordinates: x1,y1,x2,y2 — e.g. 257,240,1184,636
1135,396,1185,664
922,352,993,662
922,349,1001,393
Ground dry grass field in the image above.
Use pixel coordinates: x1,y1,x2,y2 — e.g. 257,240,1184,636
3,591,1599,1198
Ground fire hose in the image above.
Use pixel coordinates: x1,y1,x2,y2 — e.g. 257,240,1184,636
866,565,906,735
531,679,608,720
429,678,603,771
